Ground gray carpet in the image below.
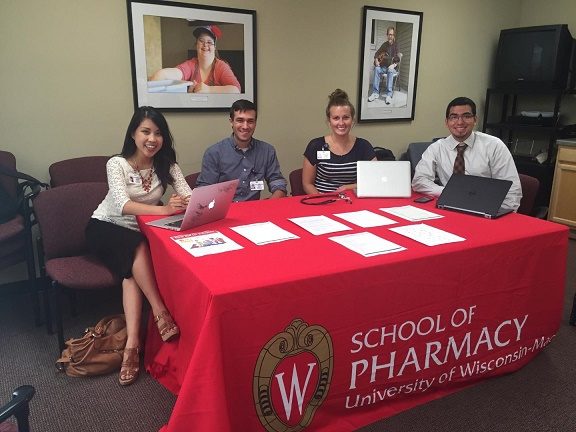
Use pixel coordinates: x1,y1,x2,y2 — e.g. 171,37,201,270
1,239,575,432
0,289,175,432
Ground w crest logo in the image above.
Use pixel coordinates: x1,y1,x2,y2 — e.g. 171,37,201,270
253,319,333,432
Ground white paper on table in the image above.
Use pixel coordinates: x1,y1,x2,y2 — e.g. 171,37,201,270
230,221,299,245
390,223,465,246
288,215,352,235
333,210,398,228
381,205,443,222
171,230,243,257
329,231,406,257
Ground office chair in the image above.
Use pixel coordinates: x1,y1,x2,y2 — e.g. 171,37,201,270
33,182,120,352
0,385,35,432
49,156,109,187
289,168,305,196
373,147,396,161
185,172,200,190
518,174,548,218
0,151,46,326
399,142,433,178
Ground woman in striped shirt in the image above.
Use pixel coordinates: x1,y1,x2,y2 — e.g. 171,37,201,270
302,89,376,194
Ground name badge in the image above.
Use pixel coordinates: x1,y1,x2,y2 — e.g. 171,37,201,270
317,150,331,160
250,180,265,191
128,174,142,185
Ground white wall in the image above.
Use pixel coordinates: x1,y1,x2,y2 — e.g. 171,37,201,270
1,0,527,183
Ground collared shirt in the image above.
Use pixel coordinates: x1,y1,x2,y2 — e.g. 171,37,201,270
411,131,522,211
196,136,287,201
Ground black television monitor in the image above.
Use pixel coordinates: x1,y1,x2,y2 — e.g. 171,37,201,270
494,24,575,90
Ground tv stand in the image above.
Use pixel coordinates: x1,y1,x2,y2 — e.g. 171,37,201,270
482,87,576,207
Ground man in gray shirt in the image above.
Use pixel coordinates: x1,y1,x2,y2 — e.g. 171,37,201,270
196,99,288,201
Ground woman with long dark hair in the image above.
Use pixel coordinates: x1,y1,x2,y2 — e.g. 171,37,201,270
85,106,192,386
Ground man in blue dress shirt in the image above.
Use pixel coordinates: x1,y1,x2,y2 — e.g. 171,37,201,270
196,99,288,201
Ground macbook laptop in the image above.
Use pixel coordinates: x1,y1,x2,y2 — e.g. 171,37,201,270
356,161,412,198
146,179,239,231
436,174,513,219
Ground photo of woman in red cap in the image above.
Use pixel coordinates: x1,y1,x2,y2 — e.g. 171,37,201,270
151,24,241,94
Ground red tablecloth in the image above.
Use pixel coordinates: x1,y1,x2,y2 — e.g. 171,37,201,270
138,194,568,432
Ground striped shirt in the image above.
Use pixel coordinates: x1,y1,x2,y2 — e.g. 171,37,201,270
304,137,375,193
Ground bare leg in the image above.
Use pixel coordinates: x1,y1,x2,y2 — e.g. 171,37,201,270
122,277,143,349
131,242,168,316
119,241,175,385
130,241,179,342
120,277,143,385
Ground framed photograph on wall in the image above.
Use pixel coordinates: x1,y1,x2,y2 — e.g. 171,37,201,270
127,0,256,111
357,6,423,122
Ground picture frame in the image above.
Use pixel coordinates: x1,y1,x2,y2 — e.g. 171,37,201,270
357,6,423,122
127,0,256,112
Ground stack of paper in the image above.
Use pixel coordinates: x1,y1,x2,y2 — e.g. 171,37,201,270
147,80,193,93
390,223,465,246
333,210,397,228
230,221,299,245
381,205,443,222
289,215,352,235
329,232,405,257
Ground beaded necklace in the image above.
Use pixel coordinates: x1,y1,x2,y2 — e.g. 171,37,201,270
130,161,155,193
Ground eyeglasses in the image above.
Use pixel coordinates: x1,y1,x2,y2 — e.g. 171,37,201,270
197,39,215,47
447,113,475,122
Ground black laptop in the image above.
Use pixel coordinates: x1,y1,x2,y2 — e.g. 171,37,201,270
436,174,513,219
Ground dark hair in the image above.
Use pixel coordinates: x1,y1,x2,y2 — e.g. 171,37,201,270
446,97,477,118
121,106,176,190
229,99,257,119
325,89,355,119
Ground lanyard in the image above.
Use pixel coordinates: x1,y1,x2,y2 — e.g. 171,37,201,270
300,193,352,205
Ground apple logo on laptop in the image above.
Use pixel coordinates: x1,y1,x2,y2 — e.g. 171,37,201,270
380,176,388,183
208,199,216,209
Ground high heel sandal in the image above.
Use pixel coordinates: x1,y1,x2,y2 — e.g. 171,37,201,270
154,310,179,342
119,347,140,386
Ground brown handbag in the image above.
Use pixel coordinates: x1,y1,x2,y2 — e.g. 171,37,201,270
56,314,127,377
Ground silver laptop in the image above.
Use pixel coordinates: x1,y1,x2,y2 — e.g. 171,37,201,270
436,174,513,219
356,161,412,198
146,179,239,231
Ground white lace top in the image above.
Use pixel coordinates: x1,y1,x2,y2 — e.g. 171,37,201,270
91,156,192,231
